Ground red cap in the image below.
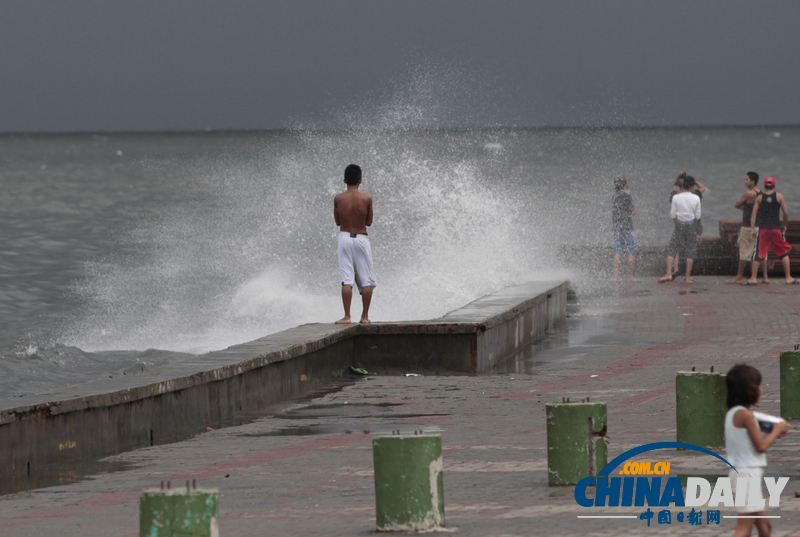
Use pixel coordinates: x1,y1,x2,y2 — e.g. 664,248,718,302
765,177,776,188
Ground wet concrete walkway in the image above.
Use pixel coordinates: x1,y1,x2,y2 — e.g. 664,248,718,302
2,276,800,536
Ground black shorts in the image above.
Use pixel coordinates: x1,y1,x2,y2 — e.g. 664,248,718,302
667,222,698,259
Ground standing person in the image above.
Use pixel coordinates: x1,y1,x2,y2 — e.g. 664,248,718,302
669,172,707,278
748,177,796,285
334,164,377,324
724,364,789,537
611,177,638,281
659,175,702,284
729,172,768,284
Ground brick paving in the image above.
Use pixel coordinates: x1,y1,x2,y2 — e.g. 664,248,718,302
1,276,800,536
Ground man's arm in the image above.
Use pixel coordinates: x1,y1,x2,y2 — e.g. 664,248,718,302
365,196,373,227
734,190,754,210
334,197,341,226
779,194,789,231
628,194,636,216
750,196,761,237
695,180,707,194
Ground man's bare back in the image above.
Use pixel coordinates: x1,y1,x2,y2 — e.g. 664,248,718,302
334,189,373,234
334,164,375,325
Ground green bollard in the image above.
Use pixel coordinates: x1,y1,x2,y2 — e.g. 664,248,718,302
140,487,219,537
373,434,444,531
546,402,607,485
676,371,726,448
781,350,800,419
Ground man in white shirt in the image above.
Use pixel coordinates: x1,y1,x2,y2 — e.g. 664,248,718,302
659,175,702,284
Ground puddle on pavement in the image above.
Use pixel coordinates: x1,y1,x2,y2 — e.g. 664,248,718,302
276,402,447,421
243,402,449,436
493,314,644,374
243,423,444,437
278,402,401,419
0,459,137,496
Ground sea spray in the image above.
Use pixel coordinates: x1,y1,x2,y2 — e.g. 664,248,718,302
67,128,543,353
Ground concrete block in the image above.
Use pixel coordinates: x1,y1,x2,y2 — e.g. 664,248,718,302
781,351,800,420
140,488,219,536
546,402,607,485
372,434,444,531
676,371,726,448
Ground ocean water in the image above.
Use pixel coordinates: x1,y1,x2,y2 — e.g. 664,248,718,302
1,127,798,397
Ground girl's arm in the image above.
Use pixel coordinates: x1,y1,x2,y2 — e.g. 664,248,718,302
735,408,790,453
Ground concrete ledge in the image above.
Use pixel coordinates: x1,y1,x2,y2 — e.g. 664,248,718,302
0,280,567,476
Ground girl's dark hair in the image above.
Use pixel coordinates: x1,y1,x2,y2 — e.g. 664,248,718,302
726,364,762,408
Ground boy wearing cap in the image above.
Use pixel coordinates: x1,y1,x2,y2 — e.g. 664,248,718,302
612,177,638,281
748,177,796,285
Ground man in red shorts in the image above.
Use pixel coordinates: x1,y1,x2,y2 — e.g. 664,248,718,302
748,177,796,284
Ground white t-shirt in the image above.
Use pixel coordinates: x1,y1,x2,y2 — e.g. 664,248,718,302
724,405,767,468
670,191,702,222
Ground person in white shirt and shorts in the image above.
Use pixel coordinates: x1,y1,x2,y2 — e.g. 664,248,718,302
660,174,702,284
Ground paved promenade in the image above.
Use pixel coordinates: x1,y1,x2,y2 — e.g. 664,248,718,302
1,276,800,536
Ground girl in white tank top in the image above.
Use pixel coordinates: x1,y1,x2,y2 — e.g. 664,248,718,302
725,364,789,537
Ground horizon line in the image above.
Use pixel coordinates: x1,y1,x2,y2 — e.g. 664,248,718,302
1,124,798,137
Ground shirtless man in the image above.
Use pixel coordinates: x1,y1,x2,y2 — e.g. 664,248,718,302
334,164,376,323
728,172,768,284
748,177,796,285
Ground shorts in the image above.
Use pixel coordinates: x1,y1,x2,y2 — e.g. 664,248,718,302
337,232,377,293
737,226,756,261
667,221,698,259
728,467,765,514
754,228,793,261
613,231,637,255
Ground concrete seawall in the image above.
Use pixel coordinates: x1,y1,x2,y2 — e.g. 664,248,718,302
0,280,567,480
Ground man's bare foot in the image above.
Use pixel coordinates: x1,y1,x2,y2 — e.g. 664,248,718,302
746,279,758,285
761,279,770,284
684,278,693,284
360,317,371,324
658,275,673,283
335,317,351,324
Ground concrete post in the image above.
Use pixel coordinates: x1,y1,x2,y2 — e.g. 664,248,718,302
780,350,800,419
140,488,219,537
546,402,607,485
676,371,726,448
372,434,444,531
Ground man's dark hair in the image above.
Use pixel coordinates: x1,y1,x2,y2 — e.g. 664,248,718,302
682,175,696,190
726,364,762,408
344,164,362,185
614,177,627,191
747,171,759,185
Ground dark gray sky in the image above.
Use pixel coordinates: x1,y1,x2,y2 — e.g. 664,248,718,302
1,1,799,132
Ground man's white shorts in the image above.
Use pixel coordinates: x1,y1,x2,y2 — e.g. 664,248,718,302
338,232,377,293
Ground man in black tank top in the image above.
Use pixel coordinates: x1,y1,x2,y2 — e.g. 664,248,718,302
748,177,796,284
729,172,768,284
